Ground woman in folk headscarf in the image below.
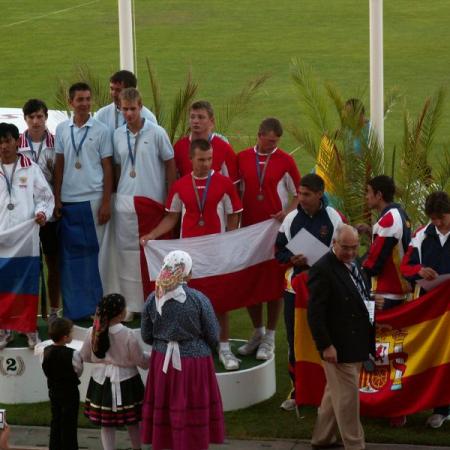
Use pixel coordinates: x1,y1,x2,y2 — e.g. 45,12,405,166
141,250,224,450
80,294,149,450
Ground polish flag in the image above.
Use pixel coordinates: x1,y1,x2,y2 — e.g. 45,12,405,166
143,219,285,313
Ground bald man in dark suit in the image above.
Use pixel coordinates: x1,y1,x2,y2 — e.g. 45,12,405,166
308,224,375,450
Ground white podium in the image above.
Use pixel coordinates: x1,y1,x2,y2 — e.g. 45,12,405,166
0,329,276,412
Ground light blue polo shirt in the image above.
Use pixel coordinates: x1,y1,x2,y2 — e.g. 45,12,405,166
95,102,157,130
55,116,112,202
113,119,174,203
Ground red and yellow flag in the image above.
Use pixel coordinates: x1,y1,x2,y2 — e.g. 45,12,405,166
293,273,450,417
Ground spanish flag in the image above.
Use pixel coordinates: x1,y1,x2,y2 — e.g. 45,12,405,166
293,272,450,417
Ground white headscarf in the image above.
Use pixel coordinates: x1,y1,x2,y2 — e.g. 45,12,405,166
155,250,193,315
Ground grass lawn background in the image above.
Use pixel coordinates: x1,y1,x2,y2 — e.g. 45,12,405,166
1,0,450,445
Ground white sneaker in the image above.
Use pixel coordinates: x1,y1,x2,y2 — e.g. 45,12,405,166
219,349,241,371
280,398,296,411
237,333,264,356
0,330,13,350
26,332,40,350
426,413,450,428
256,336,275,360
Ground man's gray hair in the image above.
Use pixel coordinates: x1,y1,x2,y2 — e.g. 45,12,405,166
334,223,359,242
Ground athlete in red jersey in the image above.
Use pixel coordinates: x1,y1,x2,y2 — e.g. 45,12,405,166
237,118,301,366
360,176,411,310
173,101,238,183
360,175,411,428
141,139,243,370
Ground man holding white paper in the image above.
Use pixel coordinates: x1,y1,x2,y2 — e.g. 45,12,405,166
275,174,343,410
400,190,450,429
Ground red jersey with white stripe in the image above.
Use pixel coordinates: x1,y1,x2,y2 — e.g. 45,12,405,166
238,147,301,226
362,204,411,298
166,170,243,238
18,130,55,184
174,134,239,182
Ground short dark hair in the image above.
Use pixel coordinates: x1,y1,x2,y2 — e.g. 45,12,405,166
425,191,450,216
68,82,91,100
367,175,395,203
48,317,73,343
23,99,48,117
258,117,283,137
110,70,137,88
345,98,365,116
0,122,19,140
189,138,212,158
300,173,324,192
190,100,214,118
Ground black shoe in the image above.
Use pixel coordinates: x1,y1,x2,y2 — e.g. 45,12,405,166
312,443,343,449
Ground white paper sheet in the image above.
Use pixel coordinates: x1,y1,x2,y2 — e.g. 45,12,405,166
416,273,450,291
285,228,329,266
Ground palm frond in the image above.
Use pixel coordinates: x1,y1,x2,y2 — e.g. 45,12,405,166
74,64,110,110
365,127,384,177
394,90,447,228
324,81,345,125
418,87,446,153
145,58,164,125
290,58,331,135
168,69,198,144
384,87,402,118
215,73,270,134
54,65,109,113
288,125,318,159
434,146,450,191
55,79,70,111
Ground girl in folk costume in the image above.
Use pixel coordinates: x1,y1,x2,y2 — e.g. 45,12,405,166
80,294,149,450
141,250,225,450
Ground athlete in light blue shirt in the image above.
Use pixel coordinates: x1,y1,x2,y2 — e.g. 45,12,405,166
54,82,114,320
95,69,157,131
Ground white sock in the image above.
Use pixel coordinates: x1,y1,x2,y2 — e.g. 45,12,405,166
265,329,275,341
100,427,116,450
127,424,141,449
254,327,266,337
219,341,230,352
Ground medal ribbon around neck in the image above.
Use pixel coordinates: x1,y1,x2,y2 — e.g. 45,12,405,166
191,170,213,224
255,147,274,195
1,157,19,209
70,125,89,166
26,131,46,163
126,125,143,177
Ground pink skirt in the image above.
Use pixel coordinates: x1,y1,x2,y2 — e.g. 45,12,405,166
141,350,225,450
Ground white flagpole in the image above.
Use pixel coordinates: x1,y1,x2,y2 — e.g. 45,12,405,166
369,0,384,156
118,0,135,72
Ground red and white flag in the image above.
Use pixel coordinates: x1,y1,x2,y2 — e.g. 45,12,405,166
144,219,285,313
106,194,166,312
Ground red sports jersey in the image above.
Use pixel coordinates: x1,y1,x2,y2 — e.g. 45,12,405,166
363,205,411,298
166,170,243,238
238,147,301,226
174,134,239,182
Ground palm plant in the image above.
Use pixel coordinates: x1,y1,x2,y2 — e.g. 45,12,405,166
145,59,198,144
289,58,385,224
394,87,450,226
55,65,111,112
289,58,450,229
144,59,270,145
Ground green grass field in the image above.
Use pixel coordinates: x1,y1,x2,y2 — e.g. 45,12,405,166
1,0,450,445
2,1,450,172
